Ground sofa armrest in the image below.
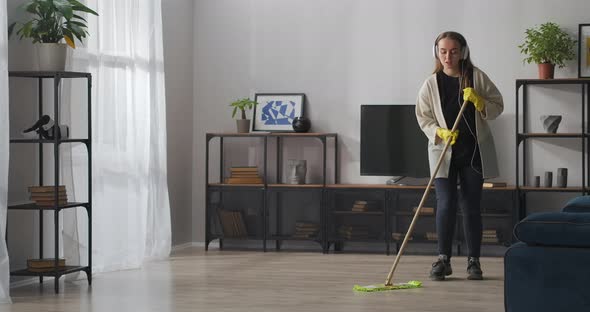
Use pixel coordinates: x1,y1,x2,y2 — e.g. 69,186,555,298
515,212,590,248
562,196,590,213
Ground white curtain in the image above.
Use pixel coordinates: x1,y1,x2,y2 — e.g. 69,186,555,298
63,0,171,274
0,0,11,304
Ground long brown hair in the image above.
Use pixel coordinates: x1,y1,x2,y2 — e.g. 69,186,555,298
432,31,474,89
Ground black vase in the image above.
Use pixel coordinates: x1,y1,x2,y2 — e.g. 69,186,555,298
292,117,311,133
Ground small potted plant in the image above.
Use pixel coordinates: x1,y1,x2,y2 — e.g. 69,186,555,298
518,22,576,79
230,98,258,133
8,0,99,71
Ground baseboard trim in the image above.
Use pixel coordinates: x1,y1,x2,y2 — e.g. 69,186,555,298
10,276,55,289
171,241,219,251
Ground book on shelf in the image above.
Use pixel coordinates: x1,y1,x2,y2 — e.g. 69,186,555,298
30,193,67,199
293,222,320,238
27,258,66,271
225,177,264,184
218,209,248,237
28,185,69,207
392,232,413,241
351,200,381,212
425,232,438,241
483,182,507,188
413,206,435,215
28,185,66,192
34,200,68,207
230,167,259,172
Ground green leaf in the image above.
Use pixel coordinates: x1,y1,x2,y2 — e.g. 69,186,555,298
54,0,74,20
69,0,99,16
7,23,16,38
25,2,39,14
72,14,87,22
69,20,87,28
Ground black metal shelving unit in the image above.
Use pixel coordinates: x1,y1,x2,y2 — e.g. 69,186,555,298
325,186,388,254
324,184,517,255
7,71,92,293
205,132,338,252
515,78,590,219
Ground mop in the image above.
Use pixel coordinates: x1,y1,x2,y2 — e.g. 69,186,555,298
354,100,470,292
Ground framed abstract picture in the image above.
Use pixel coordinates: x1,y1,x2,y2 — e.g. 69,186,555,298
252,93,305,131
578,24,590,78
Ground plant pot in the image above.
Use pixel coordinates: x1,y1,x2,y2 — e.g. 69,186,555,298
538,63,555,79
36,43,67,71
236,119,250,133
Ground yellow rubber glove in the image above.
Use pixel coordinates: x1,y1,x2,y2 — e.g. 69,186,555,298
463,87,484,112
436,128,459,145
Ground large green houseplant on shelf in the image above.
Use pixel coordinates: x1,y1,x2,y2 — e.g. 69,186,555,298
518,22,576,79
7,0,98,71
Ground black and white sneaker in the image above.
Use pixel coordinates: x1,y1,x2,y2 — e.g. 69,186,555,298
430,255,452,281
467,257,483,280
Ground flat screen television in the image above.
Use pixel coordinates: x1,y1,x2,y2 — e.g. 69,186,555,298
360,105,430,181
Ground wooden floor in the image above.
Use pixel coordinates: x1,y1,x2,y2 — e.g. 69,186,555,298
5,247,505,311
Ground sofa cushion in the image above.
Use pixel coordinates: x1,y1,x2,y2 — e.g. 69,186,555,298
515,212,590,248
562,196,590,213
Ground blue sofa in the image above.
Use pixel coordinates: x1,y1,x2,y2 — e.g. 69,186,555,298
504,196,590,311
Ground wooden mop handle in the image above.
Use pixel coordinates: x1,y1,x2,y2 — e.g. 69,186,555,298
384,100,470,286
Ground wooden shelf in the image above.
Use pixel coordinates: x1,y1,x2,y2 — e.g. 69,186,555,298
519,186,584,192
11,265,88,277
267,184,324,188
326,184,433,189
332,211,384,216
206,132,337,137
516,78,590,85
518,133,584,138
8,202,88,210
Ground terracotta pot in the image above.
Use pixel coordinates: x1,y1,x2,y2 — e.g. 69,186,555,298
538,63,555,79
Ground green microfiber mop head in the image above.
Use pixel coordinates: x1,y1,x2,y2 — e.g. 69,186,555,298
353,280,422,292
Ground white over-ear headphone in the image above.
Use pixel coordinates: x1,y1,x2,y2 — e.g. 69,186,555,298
433,40,470,60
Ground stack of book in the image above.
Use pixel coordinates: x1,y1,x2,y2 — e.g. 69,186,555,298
292,222,320,239
482,229,499,243
413,206,435,215
483,182,507,188
426,232,438,241
27,258,66,272
218,210,248,237
28,185,67,207
392,232,413,241
225,167,263,184
338,225,369,239
351,200,368,212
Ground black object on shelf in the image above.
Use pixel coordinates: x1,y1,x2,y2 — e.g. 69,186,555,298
292,117,311,133
515,78,590,220
7,71,92,294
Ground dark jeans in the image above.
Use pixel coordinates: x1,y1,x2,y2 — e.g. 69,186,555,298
434,162,483,259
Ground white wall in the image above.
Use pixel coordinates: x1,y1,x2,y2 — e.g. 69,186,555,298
192,0,590,242
162,0,194,246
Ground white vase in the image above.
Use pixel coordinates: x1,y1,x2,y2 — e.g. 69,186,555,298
36,43,67,71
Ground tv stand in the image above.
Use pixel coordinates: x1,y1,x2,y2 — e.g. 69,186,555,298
386,176,404,185
386,176,429,186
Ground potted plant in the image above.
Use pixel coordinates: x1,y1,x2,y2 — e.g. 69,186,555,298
8,0,99,71
230,98,258,133
518,22,576,79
